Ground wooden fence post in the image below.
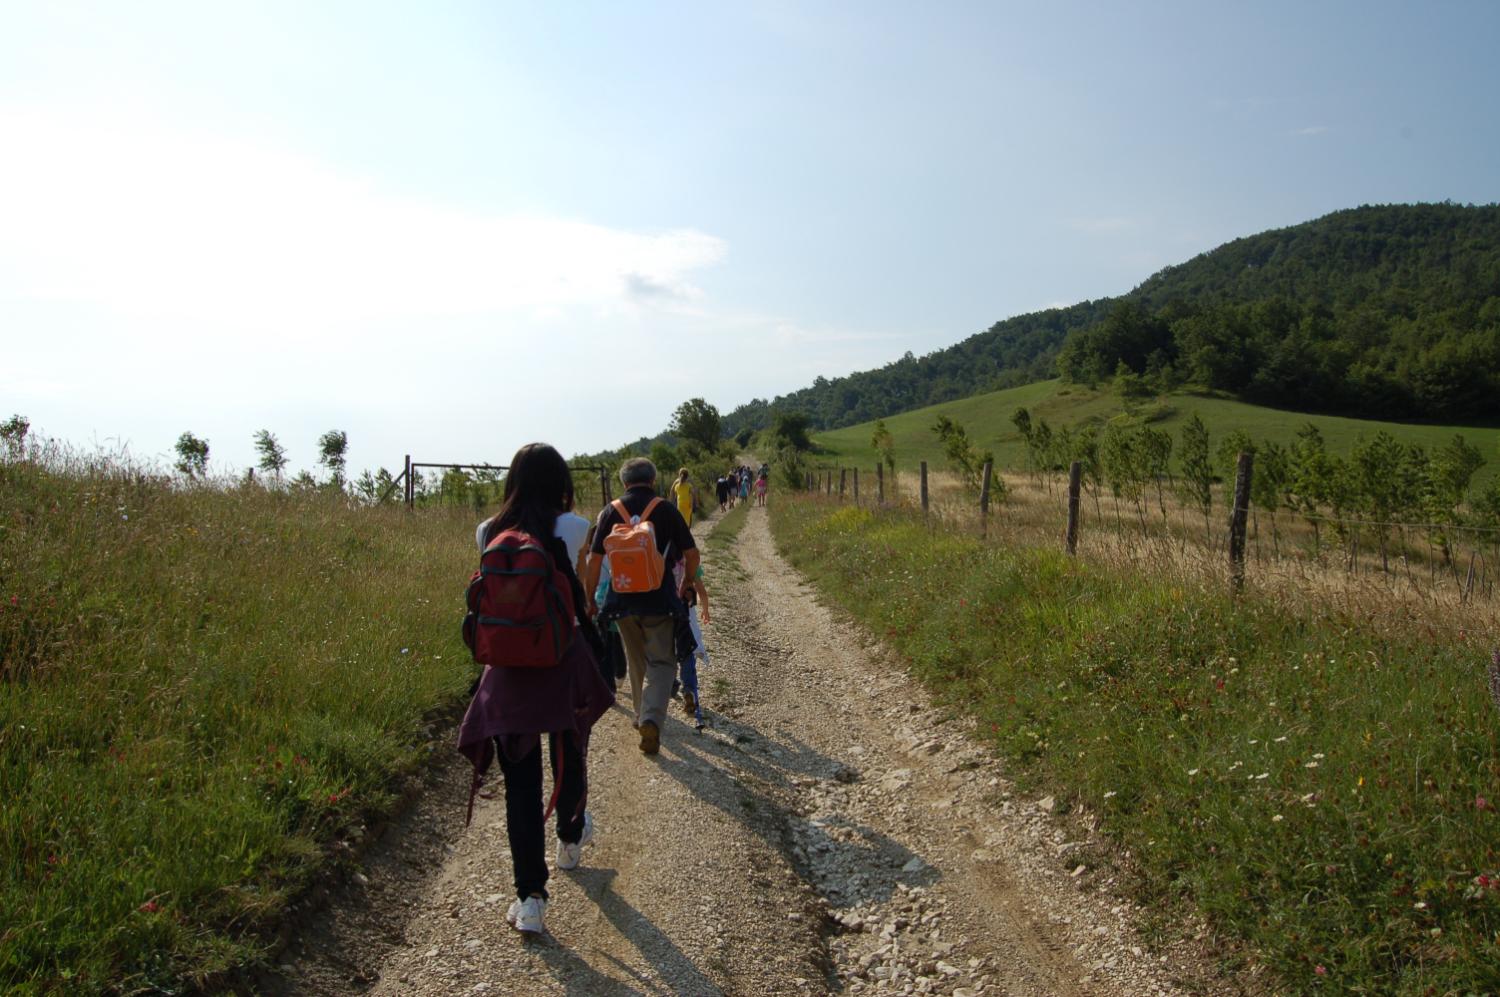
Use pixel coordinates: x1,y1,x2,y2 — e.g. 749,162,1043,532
920,461,929,520
853,468,860,505
825,471,832,496
877,463,884,505
979,460,993,539
1229,451,1254,593
404,454,413,511
1066,460,1081,555
838,468,847,500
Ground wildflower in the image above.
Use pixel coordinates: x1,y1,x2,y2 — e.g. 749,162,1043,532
1274,736,1288,743
1304,761,1319,769
1103,790,1117,799
138,901,160,913
1314,965,1326,976
1187,768,1199,777
1312,753,1325,759
1272,814,1284,822
1255,772,1269,780
1414,901,1427,910
1477,796,1490,811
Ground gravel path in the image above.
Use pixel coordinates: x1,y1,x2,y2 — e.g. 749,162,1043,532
326,505,1237,995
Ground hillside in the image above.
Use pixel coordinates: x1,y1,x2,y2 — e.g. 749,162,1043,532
722,203,1500,437
812,378,1500,486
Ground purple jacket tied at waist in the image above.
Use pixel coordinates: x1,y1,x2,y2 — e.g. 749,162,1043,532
456,633,614,809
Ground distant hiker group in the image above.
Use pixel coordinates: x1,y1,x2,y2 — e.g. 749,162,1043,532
715,464,769,511
457,446,723,936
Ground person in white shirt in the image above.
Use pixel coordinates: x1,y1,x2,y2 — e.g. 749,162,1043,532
478,476,591,576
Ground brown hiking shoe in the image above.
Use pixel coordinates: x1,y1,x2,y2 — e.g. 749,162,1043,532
682,689,697,715
638,721,660,755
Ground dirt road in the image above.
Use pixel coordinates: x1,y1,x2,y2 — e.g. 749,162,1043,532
290,505,1231,995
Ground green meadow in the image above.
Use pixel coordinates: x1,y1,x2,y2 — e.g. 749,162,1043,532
812,380,1500,485
0,452,479,993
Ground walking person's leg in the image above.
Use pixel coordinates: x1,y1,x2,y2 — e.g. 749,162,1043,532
617,616,649,726
496,737,549,932
552,731,594,870
636,614,678,753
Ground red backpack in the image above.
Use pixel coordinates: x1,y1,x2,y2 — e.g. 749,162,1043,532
463,527,576,668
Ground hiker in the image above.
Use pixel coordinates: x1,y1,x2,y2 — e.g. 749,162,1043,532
715,473,730,512
457,443,614,936
477,467,589,577
585,457,698,755
674,562,711,727
739,470,751,505
671,467,694,527
755,471,769,507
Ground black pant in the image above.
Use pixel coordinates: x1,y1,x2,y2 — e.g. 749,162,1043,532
496,733,587,900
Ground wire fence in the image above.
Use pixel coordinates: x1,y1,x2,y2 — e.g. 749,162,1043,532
798,457,1500,607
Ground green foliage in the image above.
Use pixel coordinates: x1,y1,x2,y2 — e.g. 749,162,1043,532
871,419,895,474
669,398,723,451
1178,414,1213,526
0,454,474,991
173,432,209,479
252,430,288,481
773,497,1500,995
1,414,29,460
930,415,993,494
316,430,348,488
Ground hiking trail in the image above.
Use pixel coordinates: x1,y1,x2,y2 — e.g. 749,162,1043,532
281,505,1237,996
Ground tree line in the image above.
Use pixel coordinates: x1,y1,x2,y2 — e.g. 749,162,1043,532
716,202,1500,440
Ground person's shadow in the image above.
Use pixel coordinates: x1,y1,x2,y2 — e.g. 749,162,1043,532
533,867,722,996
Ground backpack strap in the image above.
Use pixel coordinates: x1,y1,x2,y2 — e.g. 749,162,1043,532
640,496,663,520
612,496,663,525
610,499,633,524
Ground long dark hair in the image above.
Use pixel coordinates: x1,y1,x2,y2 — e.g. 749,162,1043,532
491,443,573,543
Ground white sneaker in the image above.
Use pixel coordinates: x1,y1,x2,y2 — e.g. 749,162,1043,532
556,812,595,871
505,894,547,934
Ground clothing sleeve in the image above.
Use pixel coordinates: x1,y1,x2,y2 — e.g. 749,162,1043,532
554,512,588,566
475,518,491,553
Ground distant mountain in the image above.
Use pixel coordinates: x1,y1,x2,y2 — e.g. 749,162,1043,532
722,202,1500,435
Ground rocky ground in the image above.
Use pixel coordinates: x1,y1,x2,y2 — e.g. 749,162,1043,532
278,504,1247,995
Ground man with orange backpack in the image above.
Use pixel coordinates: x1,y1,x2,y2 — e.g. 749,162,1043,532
584,457,698,755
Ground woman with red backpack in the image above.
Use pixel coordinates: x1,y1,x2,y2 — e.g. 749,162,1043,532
457,443,614,936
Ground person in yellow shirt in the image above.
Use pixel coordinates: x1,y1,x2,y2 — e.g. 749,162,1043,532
671,468,694,527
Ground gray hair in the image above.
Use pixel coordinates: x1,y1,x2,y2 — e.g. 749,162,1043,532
620,457,657,487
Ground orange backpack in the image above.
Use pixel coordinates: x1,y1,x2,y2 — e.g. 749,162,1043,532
603,497,666,593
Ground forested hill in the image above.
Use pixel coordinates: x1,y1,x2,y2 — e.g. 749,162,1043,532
721,202,1500,436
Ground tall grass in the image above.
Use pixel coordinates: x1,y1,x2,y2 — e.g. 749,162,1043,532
772,495,1500,995
1,446,478,993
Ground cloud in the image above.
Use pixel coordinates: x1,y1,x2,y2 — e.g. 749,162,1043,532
0,106,728,334
1292,125,1328,137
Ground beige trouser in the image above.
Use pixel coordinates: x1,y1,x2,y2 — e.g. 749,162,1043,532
616,614,678,730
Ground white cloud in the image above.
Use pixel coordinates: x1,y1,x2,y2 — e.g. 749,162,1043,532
1293,125,1328,136
0,106,727,334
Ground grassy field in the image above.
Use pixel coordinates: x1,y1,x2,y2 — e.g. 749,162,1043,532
813,380,1500,485
0,450,482,993
771,495,1500,995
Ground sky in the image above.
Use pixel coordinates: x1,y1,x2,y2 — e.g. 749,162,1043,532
3,0,1498,478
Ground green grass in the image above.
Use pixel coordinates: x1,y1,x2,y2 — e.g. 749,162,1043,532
0,454,477,993
813,379,1500,485
771,496,1500,995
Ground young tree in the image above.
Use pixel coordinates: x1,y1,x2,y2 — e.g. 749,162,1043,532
1178,414,1214,541
1289,424,1333,551
1010,407,1035,478
253,429,288,482
174,432,210,479
1033,419,1055,492
1114,359,1152,410
0,414,29,461
670,398,722,451
1138,426,1173,519
871,419,896,477
930,415,993,494
317,430,349,488
1350,431,1418,572
1254,441,1290,556
1099,421,1146,530
769,411,812,452
1423,434,1485,564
